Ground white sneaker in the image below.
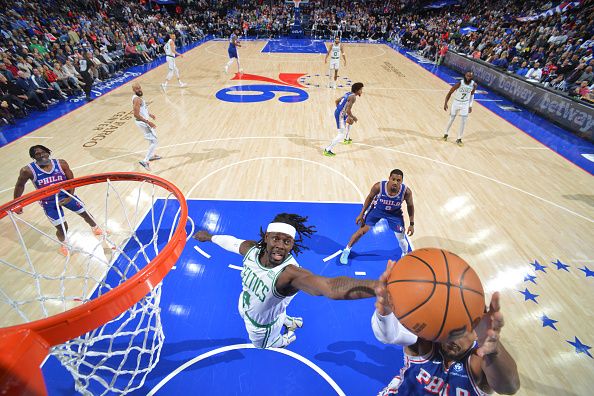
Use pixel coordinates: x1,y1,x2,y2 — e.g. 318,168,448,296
283,316,303,331
280,330,297,348
179,82,187,87
139,161,150,170
224,65,228,73
160,83,167,92
339,248,351,265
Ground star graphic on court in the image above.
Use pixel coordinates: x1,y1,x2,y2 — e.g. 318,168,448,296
567,337,593,358
518,288,539,303
523,274,537,284
552,259,570,272
541,314,558,331
530,260,547,273
578,266,594,278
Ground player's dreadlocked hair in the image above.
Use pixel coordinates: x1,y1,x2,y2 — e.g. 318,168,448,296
257,213,316,256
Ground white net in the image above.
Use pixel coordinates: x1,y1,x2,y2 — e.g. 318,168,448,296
0,175,192,395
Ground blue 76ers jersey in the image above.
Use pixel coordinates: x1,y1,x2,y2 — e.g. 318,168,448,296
335,92,352,118
229,33,237,49
28,159,68,202
378,342,488,396
371,181,406,216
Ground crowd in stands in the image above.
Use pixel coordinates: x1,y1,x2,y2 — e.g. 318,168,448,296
0,0,205,126
1,0,592,127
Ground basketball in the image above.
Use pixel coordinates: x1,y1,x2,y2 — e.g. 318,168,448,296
386,248,485,342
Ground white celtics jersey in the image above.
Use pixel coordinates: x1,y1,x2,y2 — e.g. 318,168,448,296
330,43,341,60
132,94,149,120
454,79,475,102
238,246,299,327
164,39,174,56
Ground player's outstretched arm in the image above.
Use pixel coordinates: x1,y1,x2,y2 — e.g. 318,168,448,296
475,292,520,394
278,264,377,300
193,230,255,256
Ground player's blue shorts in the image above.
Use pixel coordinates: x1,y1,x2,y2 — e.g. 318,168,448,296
40,194,85,226
334,110,347,129
228,47,238,59
364,209,405,233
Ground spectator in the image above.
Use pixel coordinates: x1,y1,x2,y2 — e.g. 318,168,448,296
526,62,543,82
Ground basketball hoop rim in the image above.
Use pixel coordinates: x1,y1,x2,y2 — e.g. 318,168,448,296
0,172,188,347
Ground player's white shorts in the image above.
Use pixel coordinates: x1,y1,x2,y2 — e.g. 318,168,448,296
451,100,470,116
329,59,340,70
166,56,176,70
135,121,157,142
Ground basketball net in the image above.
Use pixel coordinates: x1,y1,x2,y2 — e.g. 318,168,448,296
293,0,301,8
0,173,192,395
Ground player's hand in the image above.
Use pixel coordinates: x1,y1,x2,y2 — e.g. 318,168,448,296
475,292,504,357
407,224,414,236
148,121,156,128
58,197,72,206
352,116,358,123
355,214,364,226
375,259,396,315
150,114,156,120
193,230,212,242
469,107,473,113
443,103,448,111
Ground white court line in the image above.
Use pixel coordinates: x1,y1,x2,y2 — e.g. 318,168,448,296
228,264,243,271
323,250,343,262
146,343,346,396
187,197,361,204
186,156,365,201
2,136,590,224
21,136,54,139
194,245,211,259
354,271,367,276
475,99,502,102
517,147,550,150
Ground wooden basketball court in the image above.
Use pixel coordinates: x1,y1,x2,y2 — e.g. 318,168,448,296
1,40,593,395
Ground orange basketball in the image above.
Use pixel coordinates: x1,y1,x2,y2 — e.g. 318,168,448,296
386,248,485,342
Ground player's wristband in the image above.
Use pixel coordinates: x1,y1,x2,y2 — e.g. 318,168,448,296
410,222,414,226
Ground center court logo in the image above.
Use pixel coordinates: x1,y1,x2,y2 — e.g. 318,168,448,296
216,72,309,103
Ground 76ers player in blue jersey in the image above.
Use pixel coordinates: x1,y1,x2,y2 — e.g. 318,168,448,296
324,82,363,156
372,261,520,395
13,145,105,256
224,29,242,74
340,169,414,265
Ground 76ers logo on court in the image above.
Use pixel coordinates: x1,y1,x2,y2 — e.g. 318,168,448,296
216,73,309,103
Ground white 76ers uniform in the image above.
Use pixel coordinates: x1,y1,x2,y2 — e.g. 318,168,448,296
238,246,298,348
329,43,341,70
450,79,475,116
133,95,157,143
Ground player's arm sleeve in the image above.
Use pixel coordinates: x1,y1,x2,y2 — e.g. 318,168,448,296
211,235,245,255
371,310,418,346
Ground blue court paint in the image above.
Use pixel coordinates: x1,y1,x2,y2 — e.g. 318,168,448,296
0,36,212,148
384,43,594,175
42,199,405,396
215,84,309,103
261,39,328,54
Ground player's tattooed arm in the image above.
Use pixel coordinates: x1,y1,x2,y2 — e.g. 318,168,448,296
280,265,377,300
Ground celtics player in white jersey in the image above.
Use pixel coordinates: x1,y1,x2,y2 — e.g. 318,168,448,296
161,33,187,91
324,36,346,89
132,82,161,170
193,213,377,349
442,71,477,146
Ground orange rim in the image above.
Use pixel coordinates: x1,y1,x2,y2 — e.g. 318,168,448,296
0,172,188,346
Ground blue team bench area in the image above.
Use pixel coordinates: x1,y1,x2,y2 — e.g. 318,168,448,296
42,199,406,396
262,39,329,54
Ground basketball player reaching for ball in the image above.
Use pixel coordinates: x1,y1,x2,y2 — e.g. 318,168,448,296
225,29,242,74
324,36,346,88
132,82,161,170
161,33,187,91
13,145,106,256
443,71,477,146
339,169,414,265
193,213,377,349
323,82,363,157
372,260,520,395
